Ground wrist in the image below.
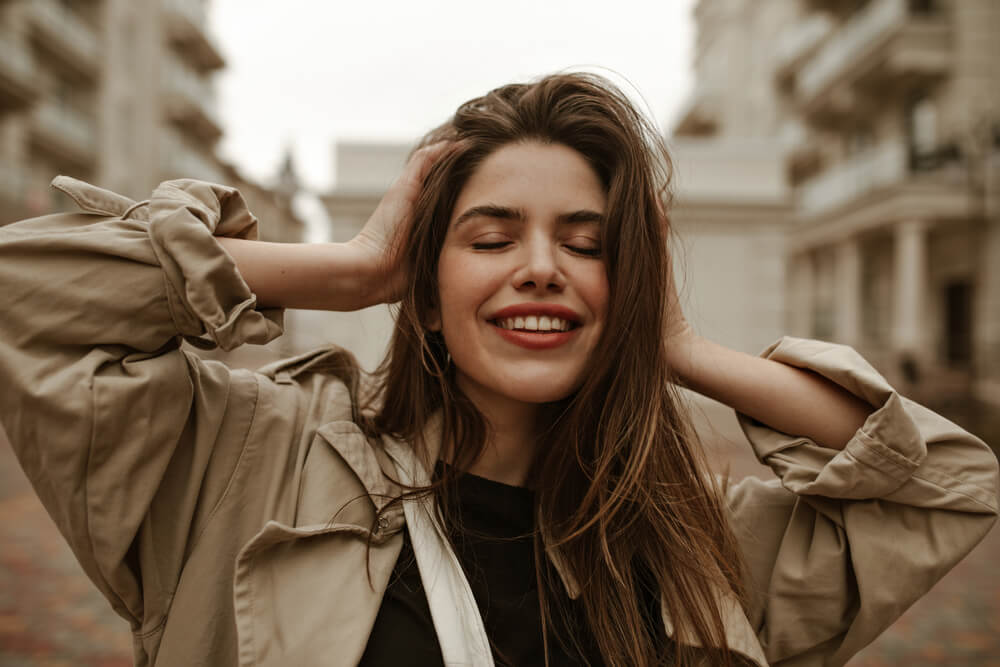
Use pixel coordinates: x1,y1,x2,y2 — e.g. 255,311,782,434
331,240,385,310
664,325,702,385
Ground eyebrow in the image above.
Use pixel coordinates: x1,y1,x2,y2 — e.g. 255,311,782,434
453,204,605,228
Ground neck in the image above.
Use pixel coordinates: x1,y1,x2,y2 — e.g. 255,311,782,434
454,379,539,487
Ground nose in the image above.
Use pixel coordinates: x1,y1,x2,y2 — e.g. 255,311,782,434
512,234,565,293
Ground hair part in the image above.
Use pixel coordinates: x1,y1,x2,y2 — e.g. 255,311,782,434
360,72,747,666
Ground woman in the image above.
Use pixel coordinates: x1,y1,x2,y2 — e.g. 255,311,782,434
0,73,996,667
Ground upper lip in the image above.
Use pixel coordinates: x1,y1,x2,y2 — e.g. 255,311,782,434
488,303,583,324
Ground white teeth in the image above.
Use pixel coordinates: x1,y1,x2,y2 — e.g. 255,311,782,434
494,315,574,332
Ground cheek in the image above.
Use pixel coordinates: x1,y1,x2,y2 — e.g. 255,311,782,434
576,266,610,321
435,251,499,327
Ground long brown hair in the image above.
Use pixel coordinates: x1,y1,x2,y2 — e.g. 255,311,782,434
366,72,746,666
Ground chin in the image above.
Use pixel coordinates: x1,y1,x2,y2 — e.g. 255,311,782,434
497,374,582,405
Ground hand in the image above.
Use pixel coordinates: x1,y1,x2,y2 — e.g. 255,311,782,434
347,141,451,304
661,206,700,381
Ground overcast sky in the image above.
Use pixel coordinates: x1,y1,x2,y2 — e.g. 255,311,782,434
208,0,696,193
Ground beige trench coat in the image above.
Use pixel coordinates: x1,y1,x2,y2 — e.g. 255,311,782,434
0,177,996,667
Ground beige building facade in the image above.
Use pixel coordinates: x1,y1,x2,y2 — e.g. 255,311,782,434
0,0,231,223
675,0,1000,439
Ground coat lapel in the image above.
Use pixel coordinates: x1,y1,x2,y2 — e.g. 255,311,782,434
232,421,404,667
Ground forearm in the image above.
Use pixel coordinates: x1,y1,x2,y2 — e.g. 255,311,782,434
669,334,873,450
217,238,377,311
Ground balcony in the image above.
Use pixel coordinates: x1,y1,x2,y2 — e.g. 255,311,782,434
779,119,824,184
162,0,226,71
29,0,100,77
0,36,40,110
29,101,97,167
160,130,225,183
161,58,223,143
805,0,858,11
797,0,952,121
0,162,29,220
774,13,833,85
798,140,908,215
672,80,723,137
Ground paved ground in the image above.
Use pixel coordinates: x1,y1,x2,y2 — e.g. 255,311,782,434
1,409,998,666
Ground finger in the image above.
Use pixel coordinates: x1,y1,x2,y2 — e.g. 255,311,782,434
402,141,453,187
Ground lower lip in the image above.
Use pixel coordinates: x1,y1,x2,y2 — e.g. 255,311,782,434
491,324,578,350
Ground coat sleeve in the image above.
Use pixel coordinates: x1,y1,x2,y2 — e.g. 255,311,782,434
725,336,999,666
0,177,284,633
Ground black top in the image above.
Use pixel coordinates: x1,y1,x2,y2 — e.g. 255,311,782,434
359,467,669,666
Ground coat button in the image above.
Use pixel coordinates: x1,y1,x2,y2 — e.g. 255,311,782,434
377,516,390,531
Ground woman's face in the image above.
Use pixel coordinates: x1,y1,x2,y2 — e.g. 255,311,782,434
434,141,609,412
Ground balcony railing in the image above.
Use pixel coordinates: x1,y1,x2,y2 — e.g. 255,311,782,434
164,58,215,108
30,101,97,163
161,0,225,70
673,79,724,136
0,35,39,107
774,13,833,75
798,140,908,215
0,162,28,207
163,0,206,26
161,130,224,183
799,0,908,100
162,57,222,139
30,0,99,74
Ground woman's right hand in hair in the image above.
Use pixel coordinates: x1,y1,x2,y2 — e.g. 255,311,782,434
217,142,449,312
347,141,452,304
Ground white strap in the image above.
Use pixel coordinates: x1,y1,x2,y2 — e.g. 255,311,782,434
385,441,494,666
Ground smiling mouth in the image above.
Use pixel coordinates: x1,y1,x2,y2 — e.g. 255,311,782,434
490,315,579,333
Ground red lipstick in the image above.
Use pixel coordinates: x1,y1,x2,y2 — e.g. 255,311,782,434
487,302,583,350
493,327,577,350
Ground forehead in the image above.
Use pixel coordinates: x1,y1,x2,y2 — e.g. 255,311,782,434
451,142,607,222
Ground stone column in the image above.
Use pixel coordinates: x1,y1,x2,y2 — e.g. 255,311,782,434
893,219,930,361
834,237,861,347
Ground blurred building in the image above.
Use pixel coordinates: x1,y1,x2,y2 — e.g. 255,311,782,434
0,0,231,222
218,150,305,245
675,0,1000,436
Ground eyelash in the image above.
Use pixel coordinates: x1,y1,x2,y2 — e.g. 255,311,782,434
568,245,602,257
470,241,601,258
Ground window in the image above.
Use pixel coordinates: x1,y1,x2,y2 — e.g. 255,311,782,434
909,0,936,15
907,94,938,169
944,281,973,366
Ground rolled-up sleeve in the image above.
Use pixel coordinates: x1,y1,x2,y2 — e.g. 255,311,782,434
727,336,999,666
0,177,283,633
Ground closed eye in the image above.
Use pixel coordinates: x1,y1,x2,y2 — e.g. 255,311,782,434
471,241,511,250
566,245,601,257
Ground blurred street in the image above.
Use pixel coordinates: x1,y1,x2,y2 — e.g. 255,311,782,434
2,419,998,666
